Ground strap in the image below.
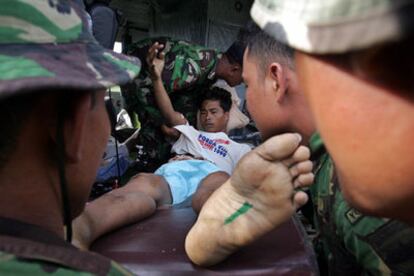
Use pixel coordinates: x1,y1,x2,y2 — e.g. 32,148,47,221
0,235,112,275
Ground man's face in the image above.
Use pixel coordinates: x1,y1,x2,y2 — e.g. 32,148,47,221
243,49,282,140
295,52,414,220
199,100,229,133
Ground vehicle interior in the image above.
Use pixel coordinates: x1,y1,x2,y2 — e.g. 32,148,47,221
83,0,319,274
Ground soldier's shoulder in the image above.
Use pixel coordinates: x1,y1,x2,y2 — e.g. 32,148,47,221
0,251,88,275
0,250,132,275
334,190,388,232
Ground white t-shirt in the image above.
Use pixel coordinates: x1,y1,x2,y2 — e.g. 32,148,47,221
171,125,251,175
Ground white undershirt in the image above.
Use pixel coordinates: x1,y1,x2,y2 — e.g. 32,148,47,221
171,124,251,175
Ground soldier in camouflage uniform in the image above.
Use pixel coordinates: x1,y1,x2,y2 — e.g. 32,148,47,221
240,25,414,275
309,133,414,275
0,0,140,274
251,0,414,223
122,37,245,172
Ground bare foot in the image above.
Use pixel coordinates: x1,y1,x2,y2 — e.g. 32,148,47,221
185,133,314,266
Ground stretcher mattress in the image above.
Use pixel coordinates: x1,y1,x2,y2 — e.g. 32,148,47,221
92,207,318,275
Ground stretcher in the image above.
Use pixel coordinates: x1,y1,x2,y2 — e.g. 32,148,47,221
92,206,319,275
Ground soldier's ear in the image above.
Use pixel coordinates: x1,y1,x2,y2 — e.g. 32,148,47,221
268,62,286,103
231,63,242,73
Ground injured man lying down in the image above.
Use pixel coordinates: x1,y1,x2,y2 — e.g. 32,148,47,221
72,41,252,249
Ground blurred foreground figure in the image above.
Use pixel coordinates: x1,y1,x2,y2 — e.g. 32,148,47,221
0,0,140,274
242,22,414,275
251,0,414,223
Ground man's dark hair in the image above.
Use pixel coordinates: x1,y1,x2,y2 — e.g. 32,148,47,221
0,93,37,168
224,41,245,66
198,87,232,112
223,24,253,67
245,21,295,78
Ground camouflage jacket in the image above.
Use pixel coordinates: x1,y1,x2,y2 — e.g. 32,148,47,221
309,133,414,276
121,37,220,171
0,217,132,276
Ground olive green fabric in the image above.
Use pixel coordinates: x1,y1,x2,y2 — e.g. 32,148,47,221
0,217,132,276
309,133,414,275
0,253,131,276
0,0,141,99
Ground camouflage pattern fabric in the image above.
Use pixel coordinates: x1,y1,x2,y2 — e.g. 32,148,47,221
0,217,132,275
309,132,414,275
0,0,141,99
0,252,131,276
122,37,219,172
251,0,414,54
310,134,414,275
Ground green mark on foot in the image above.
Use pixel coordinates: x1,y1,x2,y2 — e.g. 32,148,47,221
224,202,253,225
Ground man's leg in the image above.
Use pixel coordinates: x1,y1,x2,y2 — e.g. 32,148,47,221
192,171,230,213
73,173,172,250
185,133,314,266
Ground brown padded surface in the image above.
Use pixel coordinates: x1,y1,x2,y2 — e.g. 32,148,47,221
92,207,318,275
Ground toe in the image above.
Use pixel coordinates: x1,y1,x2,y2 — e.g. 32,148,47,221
256,133,302,162
283,146,311,167
293,191,309,209
293,173,314,188
289,160,313,178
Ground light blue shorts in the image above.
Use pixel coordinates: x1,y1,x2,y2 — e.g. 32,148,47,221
154,159,221,205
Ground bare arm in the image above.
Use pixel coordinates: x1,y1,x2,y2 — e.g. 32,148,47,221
147,42,187,127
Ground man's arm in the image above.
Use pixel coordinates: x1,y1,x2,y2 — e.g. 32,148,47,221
147,42,187,127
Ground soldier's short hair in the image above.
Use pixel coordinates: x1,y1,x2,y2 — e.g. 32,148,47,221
245,22,295,78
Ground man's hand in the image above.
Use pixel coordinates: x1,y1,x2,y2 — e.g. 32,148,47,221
148,43,188,128
146,42,165,81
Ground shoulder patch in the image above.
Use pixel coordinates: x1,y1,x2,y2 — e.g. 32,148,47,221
345,208,363,225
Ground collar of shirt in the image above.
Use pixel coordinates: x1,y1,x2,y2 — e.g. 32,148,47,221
0,216,70,248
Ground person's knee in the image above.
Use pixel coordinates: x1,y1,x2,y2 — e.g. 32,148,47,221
192,171,230,213
213,171,230,181
101,188,155,209
201,171,230,187
125,173,171,203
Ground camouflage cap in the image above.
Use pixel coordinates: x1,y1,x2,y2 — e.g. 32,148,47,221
251,0,414,54
0,0,141,100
